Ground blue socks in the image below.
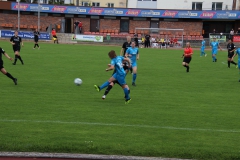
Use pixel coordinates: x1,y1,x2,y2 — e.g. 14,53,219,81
123,87,130,99
99,81,110,90
132,73,137,83
212,56,216,61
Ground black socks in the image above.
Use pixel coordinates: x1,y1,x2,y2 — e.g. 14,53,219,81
6,72,15,80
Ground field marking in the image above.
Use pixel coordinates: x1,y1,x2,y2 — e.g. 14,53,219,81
0,119,239,133
222,62,226,65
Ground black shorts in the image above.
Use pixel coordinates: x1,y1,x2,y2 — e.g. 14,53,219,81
228,53,234,58
0,61,3,69
13,46,21,52
34,38,39,42
183,57,192,64
53,35,57,38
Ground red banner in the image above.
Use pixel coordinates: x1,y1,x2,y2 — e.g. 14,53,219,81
233,36,240,42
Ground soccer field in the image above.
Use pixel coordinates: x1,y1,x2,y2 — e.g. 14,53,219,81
0,40,239,160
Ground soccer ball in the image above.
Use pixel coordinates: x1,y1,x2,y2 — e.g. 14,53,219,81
74,78,82,86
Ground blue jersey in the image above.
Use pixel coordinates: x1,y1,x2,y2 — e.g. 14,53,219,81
126,47,139,64
236,48,240,61
110,56,125,76
201,41,205,47
211,41,219,50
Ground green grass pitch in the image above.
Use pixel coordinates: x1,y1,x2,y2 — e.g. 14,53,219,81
0,40,240,160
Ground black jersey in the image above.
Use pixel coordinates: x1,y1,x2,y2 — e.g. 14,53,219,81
33,31,40,39
145,34,151,41
0,47,5,62
122,42,131,55
10,36,22,47
134,35,139,46
227,43,236,53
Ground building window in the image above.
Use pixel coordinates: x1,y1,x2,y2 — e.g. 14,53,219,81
120,19,129,32
212,2,222,10
92,2,100,7
82,2,89,6
107,3,114,7
192,2,202,10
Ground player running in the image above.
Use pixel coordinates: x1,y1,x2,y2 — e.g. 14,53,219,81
231,48,240,82
0,47,17,85
94,50,132,104
125,41,139,86
102,61,130,100
33,29,40,49
227,39,237,68
10,30,24,65
200,39,207,57
182,42,193,72
210,37,222,62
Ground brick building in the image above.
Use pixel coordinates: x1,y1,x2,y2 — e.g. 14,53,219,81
0,1,239,39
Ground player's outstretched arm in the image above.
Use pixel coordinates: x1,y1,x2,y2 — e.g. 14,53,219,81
106,65,114,71
120,48,124,56
232,53,237,60
4,52,13,61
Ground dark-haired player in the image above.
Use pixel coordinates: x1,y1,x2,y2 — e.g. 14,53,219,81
227,39,237,68
94,50,131,104
33,29,40,49
102,60,130,100
0,47,17,85
126,41,139,86
10,30,24,65
120,36,131,56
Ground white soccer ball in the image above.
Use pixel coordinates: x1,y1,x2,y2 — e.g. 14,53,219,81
74,78,82,86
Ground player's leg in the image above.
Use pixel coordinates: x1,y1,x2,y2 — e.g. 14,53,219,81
102,81,116,99
212,53,217,62
185,58,191,72
230,54,237,67
0,67,17,85
33,40,37,49
132,63,137,86
36,38,40,48
94,75,116,92
16,48,24,65
117,74,131,103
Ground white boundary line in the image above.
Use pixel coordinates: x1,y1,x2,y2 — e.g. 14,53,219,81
222,61,226,65
0,119,239,133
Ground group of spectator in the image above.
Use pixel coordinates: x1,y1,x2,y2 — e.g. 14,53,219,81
138,34,180,49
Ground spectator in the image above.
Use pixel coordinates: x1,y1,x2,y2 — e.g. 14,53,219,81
133,33,139,48
237,28,240,35
144,34,151,48
74,20,79,29
78,21,83,34
230,29,234,40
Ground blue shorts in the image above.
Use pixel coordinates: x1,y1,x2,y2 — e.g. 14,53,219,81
238,60,240,69
201,47,205,52
112,73,126,85
131,62,137,67
212,49,218,55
